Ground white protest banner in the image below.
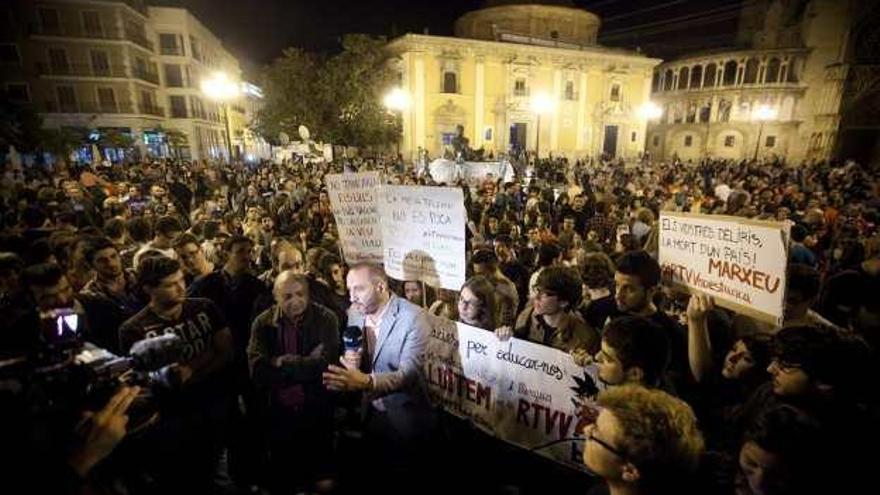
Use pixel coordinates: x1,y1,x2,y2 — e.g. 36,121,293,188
379,185,466,290
325,172,383,264
659,211,790,325
424,319,604,471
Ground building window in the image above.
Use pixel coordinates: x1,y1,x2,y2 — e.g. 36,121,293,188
684,135,693,147
6,83,29,102
564,80,576,100
610,83,621,102
160,33,183,56
97,87,116,112
0,43,19,64
190,36,201,61
57,85,77,112
164,64,183,87
169,95,187,118
442,71,457,93
514,78,527,96
90,50,110,76
140,90,158,114
765,135,776,147
652,135,660,147
48,48,69,74
724,135,735,147
82,11,103,37
39,7,61,35
631,131,637,143
190,95,204,119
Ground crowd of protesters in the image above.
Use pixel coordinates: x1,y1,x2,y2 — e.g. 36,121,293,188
1,149,879,495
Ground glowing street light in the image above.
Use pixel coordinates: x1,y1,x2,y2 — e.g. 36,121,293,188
530,92,555,157
383,87,411,112
201,72,240,162
752,104,778,161
639,101,663,121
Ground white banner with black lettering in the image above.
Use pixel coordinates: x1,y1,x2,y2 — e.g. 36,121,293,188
424,316,604,471
325,172,384,264
379,185,466,290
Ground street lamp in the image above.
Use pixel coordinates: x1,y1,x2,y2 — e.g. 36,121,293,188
752,104,777,161
383,88,410,159
201,71,240,162
530,92,554,158
639,101,662,121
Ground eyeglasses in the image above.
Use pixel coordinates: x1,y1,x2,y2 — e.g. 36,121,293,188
459,298,482,309
770,358,802,373
585,424,628,459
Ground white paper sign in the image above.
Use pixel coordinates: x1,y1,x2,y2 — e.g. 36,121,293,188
424,318,604,471
659,211,790,325
379,185,466,290
325,172,383,264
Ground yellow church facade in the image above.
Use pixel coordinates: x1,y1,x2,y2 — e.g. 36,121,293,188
385,3,661,162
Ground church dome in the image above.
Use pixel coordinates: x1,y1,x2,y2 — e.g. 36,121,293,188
454,2,601,46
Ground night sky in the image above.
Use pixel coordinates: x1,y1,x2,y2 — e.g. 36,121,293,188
151,0,745,74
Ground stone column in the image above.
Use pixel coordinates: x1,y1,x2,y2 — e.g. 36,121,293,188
551,67,561,151
414,56,426,151
474,58,485,149
576,70,587,151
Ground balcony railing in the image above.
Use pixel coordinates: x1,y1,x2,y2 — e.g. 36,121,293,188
139,104,165,116
125,30,153,51
132,68,159,84
513,88,530,97
160,45,184,56
36,62,127,78
29,22,120,40
42,100,135,114
169,106,188,118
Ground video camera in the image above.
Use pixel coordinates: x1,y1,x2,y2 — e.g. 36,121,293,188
1,308,186,429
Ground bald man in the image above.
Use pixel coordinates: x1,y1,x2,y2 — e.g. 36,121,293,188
248,270,340,493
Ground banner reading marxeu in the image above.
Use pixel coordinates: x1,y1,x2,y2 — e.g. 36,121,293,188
424,316,604,471
659,211,790,325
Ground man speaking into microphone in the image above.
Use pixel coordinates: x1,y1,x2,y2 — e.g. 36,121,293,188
322,262,437,493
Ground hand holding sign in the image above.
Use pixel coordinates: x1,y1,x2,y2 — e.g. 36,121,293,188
686,292,715,324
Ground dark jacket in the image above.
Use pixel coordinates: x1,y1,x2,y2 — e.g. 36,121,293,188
247,302,340,411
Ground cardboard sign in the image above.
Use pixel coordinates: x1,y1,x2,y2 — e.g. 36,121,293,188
325,172,383,264
379,185,466,290
659,211,790,325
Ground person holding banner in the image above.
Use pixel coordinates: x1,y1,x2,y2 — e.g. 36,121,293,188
457,275,497,331
497,266,599,359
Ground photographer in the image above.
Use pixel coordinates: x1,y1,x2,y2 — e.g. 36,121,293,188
118,256,233,492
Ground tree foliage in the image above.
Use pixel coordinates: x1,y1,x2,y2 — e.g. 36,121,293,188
254,34,399,149
0,91,45,152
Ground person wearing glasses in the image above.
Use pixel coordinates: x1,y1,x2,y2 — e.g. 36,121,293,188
495,266,599,358
457,275,497,330
582,385,704,495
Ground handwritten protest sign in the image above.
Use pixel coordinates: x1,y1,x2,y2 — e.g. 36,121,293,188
424,318,603,471
379,185,466,290
325,172,383,264
659,211,790,325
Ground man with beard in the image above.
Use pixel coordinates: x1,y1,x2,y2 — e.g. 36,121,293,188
78,236,143,353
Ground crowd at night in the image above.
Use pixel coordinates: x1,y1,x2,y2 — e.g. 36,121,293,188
1,151,878,494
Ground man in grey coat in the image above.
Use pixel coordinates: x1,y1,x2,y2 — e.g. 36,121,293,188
322,262,437,492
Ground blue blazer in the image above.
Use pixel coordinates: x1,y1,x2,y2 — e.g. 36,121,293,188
348,295,433,436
